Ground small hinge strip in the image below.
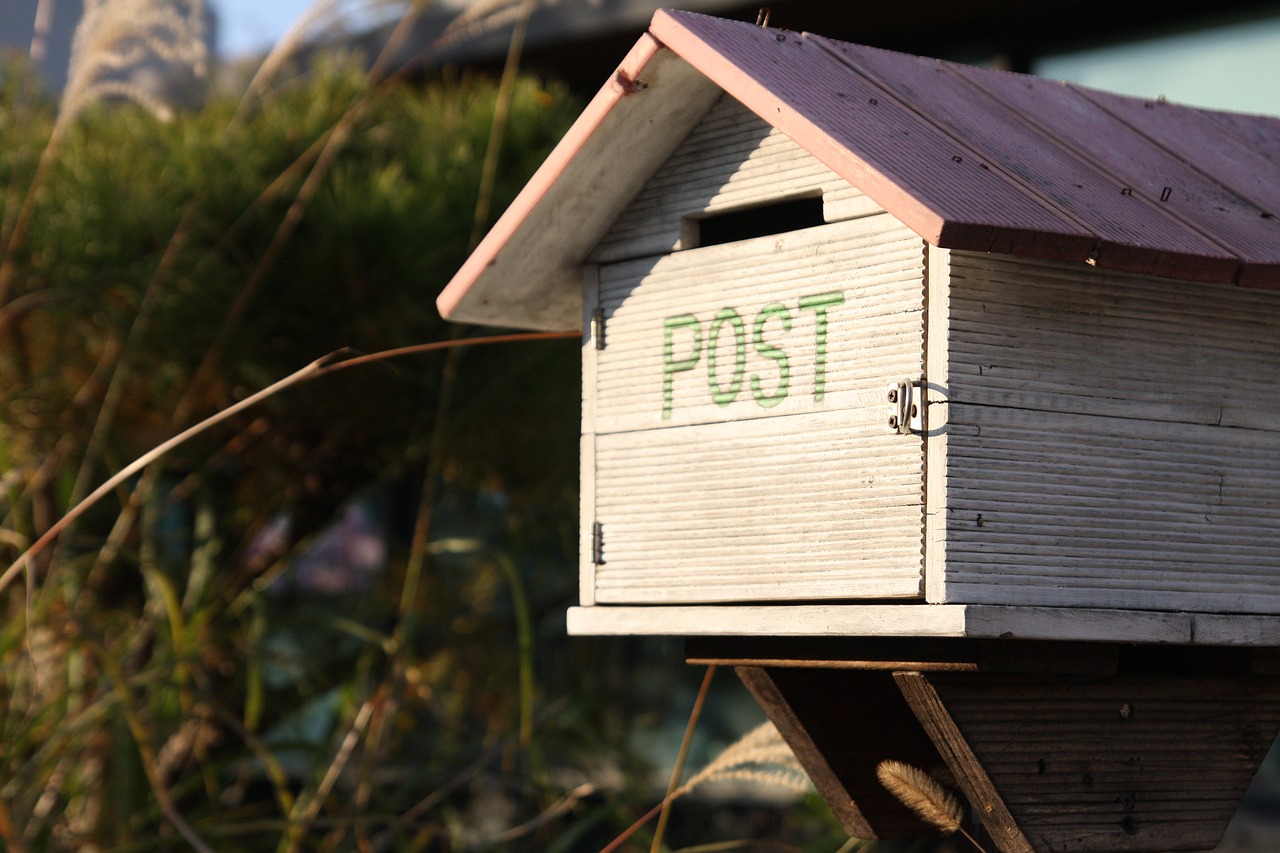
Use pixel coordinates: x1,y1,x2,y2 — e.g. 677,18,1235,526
591,308,605,350
590,521,605,565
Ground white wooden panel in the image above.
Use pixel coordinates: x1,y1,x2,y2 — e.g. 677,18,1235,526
945,253,1280,430
588,217,927,604
593,409,925,602
590,94,881,263
938,251,1280,614
595,216,925,433
580,266,600,605
566,604,1197,643
568,604,969,636
923,244,952,604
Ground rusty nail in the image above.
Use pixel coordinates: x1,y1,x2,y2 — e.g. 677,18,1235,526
1120,187,1133,196
1119,702,1133,719
1161,186,1172,202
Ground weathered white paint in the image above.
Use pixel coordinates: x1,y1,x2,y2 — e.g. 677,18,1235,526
586,215,927,604
590,95,881,264
570,84,1280,633
936,251,1280,613
579,264,601,605
567,604,1196,643
438,40,721,330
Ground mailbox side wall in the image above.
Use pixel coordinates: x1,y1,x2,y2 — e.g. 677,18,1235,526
929,248,1280,613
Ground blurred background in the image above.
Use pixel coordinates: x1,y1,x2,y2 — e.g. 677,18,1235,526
0,1,1276,850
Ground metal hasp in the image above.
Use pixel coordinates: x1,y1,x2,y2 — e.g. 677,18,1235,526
887,380,924,434
689,639,1280,853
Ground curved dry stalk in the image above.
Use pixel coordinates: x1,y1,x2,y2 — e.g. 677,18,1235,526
652,665,717,852
602,671,811,853
283,691,380,853
79,621,215,853
0,330,578,598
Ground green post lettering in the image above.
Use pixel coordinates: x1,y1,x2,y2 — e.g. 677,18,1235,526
798,291,845,401
751,302,791,408
662,314,701,418
707,307,746,406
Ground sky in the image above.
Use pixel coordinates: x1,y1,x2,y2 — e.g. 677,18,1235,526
214,0,316,57
1037,15,1280,116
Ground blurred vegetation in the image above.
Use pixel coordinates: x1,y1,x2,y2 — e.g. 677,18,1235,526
0,7,864,851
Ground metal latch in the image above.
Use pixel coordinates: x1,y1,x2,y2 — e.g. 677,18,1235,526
887,380,925,434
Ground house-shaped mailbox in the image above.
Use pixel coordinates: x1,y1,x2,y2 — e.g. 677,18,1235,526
441,9,1280,851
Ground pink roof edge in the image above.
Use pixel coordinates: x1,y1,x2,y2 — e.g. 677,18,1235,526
435,32,665,327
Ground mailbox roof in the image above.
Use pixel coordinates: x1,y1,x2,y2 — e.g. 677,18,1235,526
438,9,1280,330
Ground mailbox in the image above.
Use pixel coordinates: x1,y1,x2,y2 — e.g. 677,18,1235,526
441,8,1280,645
439,9,1280,851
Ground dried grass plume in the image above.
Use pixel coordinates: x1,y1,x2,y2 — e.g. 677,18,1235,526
58,0,208,135
677,721,810,796
877,759,963,834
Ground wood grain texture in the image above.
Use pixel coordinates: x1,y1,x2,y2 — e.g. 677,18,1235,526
909,671,1280,852
738,666,949,839
580,266,600,604
438,39,720,330
589,217,926,603
590,95,880,263
924,243,952,604
649,10,1096,260
895,672,1034,853
945,67,1280,287
937,250,1280,614
595,218,926,432
566,605,969,637
1076,87,1280,228
814,36,1240,284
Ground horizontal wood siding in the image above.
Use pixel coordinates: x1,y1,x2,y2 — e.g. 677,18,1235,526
938,251,1280,612
589,216,926,603
589,94,881,264
918,673,1280,852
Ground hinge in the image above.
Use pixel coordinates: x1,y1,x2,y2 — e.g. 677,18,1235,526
590,521,605,565
591,307,605,350
886,380,925,434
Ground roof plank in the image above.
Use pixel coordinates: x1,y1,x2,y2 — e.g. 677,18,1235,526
1204,109,1280,164
1077,87,1280,275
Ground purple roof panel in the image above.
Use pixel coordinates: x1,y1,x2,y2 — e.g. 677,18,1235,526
1206,110,1280,164
947,66,1280,286
815,37,1240,283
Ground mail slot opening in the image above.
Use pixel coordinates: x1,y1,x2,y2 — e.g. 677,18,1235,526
685,195,825,248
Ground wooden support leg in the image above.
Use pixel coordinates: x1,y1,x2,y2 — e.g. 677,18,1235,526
736,665,953,839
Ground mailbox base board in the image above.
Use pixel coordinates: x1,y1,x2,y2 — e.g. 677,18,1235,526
569,604,1280,646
